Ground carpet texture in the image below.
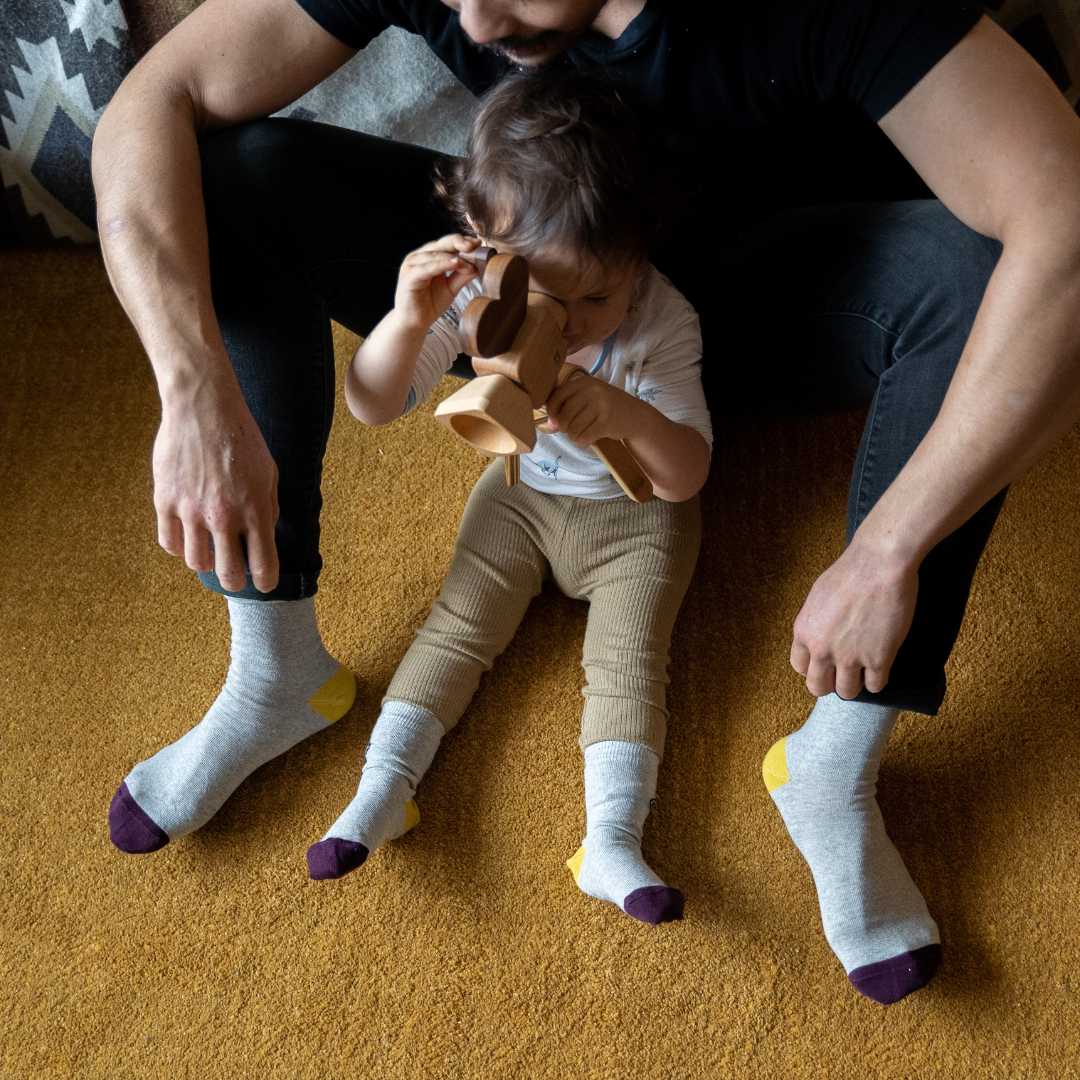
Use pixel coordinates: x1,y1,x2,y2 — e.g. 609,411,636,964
2,247,1079,1078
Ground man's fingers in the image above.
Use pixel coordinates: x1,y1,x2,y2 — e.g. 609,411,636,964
863,666,890,694
245,519,280,594
182,518,213,574
789,640,811,676
834,664,865,701
157,514,184,557
212,529,248,593
804,657,836,697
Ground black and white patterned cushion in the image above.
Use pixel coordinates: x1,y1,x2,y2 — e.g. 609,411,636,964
1,0,134,245
1,2,1077,247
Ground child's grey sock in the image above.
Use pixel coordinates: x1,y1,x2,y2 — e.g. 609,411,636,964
109,597,355,853
763,693,941,1005
307,700,444,880
566,740,684,925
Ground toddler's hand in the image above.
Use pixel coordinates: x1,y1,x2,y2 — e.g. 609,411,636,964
544,372,637,447
394,234,481,331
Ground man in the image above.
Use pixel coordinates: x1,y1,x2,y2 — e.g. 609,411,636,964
92,0,1080,1005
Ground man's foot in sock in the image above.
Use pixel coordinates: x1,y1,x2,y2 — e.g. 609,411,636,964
763,694,941,1005
307,701,443,880
109,597,355,853
567,740,683,926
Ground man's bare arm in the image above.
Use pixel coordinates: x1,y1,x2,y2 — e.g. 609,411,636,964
91,0,355,592
791,16,1080,698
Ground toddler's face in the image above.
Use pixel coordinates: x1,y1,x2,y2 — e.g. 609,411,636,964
521,250,642,359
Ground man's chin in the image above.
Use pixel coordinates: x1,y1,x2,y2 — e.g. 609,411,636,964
488,35,575,66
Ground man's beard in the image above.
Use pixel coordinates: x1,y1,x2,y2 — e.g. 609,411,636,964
474,29,573,65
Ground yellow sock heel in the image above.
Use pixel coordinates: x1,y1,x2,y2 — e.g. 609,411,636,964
307,666,357,724
762,737,790,793
566,845,586,887
402,798,421,835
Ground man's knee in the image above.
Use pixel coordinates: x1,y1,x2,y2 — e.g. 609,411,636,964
199,118,305,220
915,201,1002,327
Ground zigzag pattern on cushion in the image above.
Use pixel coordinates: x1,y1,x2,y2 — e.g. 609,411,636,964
1,0,133,244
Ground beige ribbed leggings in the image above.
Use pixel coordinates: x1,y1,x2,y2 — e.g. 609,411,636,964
385,460,702,756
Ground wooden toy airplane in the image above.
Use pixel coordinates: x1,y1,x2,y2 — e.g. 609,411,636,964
434,247,653,503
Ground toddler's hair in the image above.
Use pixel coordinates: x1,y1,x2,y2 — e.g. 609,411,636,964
435,71,662,270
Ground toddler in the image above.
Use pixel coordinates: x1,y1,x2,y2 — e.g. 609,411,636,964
307,72,712,925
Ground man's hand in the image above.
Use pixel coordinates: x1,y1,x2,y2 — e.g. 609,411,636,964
90,0,356,596
790,540,919,699
152,377,280,593
543,372,637,447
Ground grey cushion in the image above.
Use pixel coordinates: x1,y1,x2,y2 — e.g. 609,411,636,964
275,26,476,157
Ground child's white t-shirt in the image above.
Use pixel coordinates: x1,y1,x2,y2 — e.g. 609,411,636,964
404,264,713,500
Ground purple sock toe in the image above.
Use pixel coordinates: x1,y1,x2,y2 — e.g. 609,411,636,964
849,944,942,1005
108,782,169,854
307,838,369,880
623,885,685,925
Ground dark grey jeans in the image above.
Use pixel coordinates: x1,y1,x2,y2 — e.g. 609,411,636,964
198,118,1004,716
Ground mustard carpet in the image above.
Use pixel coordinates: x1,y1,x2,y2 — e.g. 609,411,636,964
2,248,1078,1079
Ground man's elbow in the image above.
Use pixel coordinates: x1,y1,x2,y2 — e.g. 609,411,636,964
1002,197,1080,275
1060,219,1080,277
91,69,194,196
90,87,123,182
93,63,152,156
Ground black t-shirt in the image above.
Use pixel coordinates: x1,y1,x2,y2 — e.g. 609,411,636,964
293,0,983,210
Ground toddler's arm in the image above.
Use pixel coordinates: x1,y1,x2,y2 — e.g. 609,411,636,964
546,282,712,502
545,378,710,501
621,398,710,501
345,233,479,425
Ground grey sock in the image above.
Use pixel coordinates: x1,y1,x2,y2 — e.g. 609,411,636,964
567,741,684,925
764,693,940,1003
306,700,444,880
112,597,355,847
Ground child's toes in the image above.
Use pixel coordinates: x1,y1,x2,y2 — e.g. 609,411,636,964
624,885,684,925
307,837,369,880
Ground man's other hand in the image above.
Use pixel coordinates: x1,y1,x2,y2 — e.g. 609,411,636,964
789,541,918,699
152,377,279,593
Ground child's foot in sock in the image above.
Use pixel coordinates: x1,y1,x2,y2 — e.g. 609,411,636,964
307,701,444,880
763,694,941,1005
567,829,684,925
109,597,355,853
567,740,683,925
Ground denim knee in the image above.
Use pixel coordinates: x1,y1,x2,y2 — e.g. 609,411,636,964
200,118,305,223
904,202,1002,343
